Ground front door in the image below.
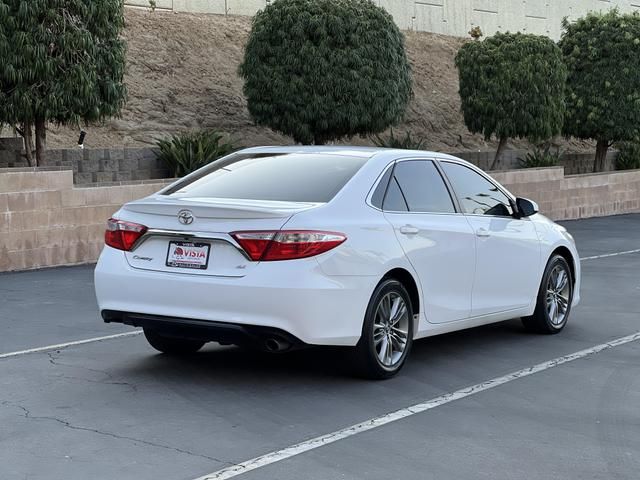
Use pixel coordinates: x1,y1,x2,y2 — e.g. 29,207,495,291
440,161,541,317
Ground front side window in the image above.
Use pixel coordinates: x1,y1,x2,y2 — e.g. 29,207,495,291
163,153,368,203
381,160,455,213
441,162,513,216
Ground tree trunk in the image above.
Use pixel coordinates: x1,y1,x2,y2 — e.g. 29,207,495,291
22,122,35,167
35,118,47,167
491,136,508,170
593,139,611,172
313,136,325,146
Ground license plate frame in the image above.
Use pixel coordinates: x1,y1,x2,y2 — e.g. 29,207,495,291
165,241,211,270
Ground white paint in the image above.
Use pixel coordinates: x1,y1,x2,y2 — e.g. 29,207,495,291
193,331,640,480
0,331,142,360
95,147,580,347
580,249,640,262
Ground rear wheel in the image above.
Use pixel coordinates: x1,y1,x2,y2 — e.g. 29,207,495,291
143,328,206,355
522,255,573,334
353,279,414,379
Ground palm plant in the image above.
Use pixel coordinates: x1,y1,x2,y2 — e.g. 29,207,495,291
156,130,235,177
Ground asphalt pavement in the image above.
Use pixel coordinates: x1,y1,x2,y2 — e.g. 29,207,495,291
0,214,638,480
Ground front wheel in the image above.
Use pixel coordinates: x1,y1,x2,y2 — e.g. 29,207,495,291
144,328,206,355
522,255,574,334
353,279,414,379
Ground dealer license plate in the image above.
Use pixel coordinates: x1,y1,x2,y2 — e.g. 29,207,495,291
166,242,211,270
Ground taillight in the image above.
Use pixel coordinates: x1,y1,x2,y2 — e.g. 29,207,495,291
231,230,346,261
105,218,148,251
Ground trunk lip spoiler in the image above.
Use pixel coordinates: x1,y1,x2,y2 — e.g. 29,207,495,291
125,197,325,218
130,228,251,260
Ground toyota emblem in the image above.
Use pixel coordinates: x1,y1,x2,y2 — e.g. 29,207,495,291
178,210,195,225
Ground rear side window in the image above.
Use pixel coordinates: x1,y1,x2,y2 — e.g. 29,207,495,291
163,153,368,203
383,177,409,212
370,167,393,209
381,160,455,213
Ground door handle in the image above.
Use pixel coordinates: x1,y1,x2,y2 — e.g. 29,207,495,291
476,228,491,238
400,225,420,235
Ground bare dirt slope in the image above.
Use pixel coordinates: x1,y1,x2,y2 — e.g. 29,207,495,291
48,8,586,153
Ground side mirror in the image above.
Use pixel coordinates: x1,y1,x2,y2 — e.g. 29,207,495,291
515,197,539,218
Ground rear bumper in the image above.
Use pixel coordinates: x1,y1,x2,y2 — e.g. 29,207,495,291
102,310,305,350
95,247,376,346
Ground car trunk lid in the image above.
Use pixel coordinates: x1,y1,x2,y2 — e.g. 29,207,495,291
119,196,322,277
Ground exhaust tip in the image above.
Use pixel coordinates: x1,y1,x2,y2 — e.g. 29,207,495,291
264,337,291,353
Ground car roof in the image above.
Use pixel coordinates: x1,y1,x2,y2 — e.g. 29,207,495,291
239,145,382,158
238,145,475,167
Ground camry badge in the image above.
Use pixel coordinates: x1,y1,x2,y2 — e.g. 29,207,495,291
178,210,195,225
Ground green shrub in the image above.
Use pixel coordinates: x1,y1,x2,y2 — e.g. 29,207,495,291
372,129,427,150
560,10,640,172
455,33,567,170
518,145,562,168
239,0,412,145
615,142,640,170
156,131,235,177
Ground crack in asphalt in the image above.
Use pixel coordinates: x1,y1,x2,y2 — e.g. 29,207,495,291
0,400,234,467
45,352,139,393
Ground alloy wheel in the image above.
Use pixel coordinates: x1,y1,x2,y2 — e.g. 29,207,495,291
373,292,410,367
546,265,570,326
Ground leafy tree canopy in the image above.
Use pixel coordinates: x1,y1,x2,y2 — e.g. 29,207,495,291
239,0,412,145
560,9,640,171
455,32,566,167
0,0,127,164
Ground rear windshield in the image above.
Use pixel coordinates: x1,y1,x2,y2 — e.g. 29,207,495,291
162,153,368,203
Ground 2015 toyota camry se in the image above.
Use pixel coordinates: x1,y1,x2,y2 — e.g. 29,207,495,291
95,146,581,378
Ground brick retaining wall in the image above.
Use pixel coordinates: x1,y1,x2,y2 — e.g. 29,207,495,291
453,150,616,175
1,166,639,272
0,168,170,272
0,143,607,184
491,167,640,220
0,146,170,185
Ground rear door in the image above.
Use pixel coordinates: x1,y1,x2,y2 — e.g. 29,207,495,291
439,161,541,316
380,160,476,324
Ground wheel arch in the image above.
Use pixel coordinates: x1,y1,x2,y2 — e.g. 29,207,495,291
382,267,420,317
551,246,576,286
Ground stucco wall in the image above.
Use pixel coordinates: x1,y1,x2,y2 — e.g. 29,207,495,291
1,166,640,272
125,0,640,39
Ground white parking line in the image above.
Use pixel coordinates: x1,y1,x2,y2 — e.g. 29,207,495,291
0,331,143,360
193,331,640,480
581,248,640,261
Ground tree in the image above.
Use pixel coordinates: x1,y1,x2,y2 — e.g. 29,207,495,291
0,0,127,166
239,0,412,145
455,33,567,169
560,10,640,172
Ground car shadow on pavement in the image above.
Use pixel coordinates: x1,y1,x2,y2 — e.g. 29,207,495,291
118,319,536,385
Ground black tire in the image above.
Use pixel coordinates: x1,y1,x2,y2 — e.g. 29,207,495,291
353,279,414,379
522,254,574,334
143,328,206,355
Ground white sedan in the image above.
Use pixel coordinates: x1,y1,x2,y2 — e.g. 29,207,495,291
95,147,581,378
